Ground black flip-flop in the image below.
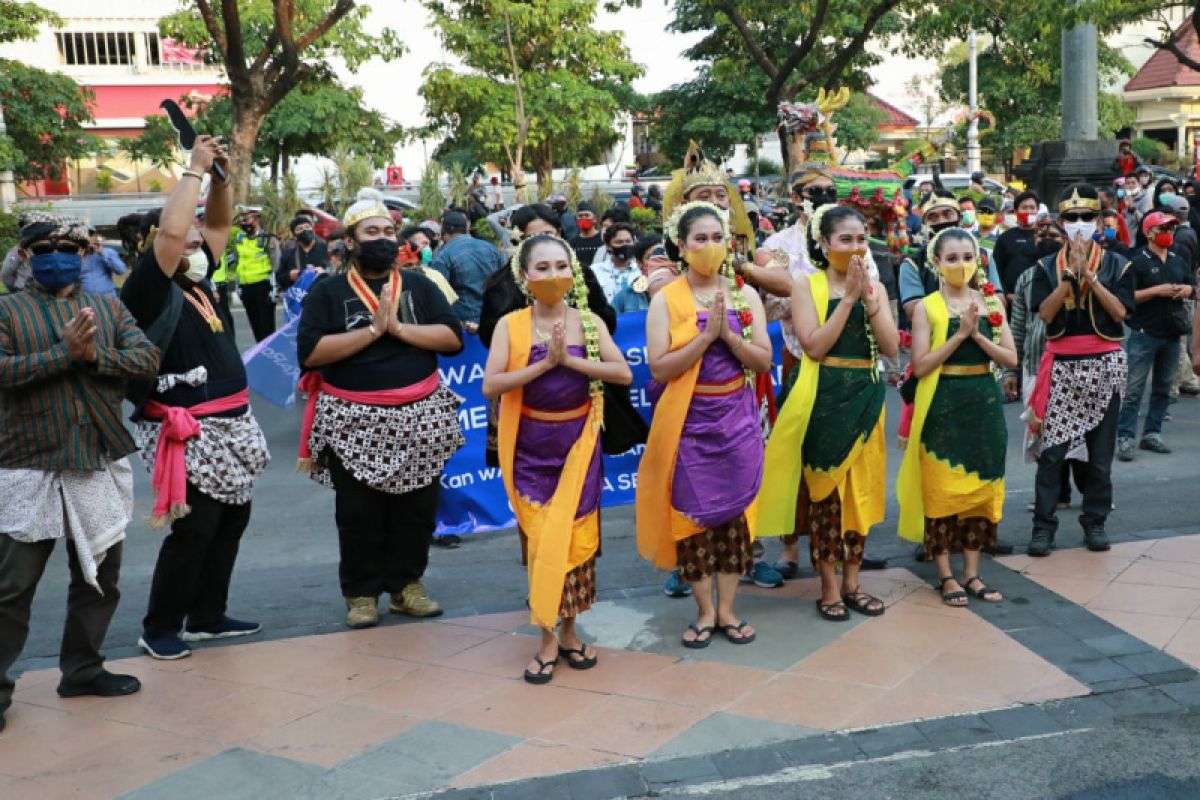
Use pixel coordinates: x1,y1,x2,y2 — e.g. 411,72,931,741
842,588,886,617
558,644,598,670
681,623,714,649
817,600,850,622
523,655,558,685
718,620,756,645
962,576,1002,603
938,576,969,607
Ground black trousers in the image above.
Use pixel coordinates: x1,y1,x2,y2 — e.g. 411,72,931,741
143,486,252,638
1034,392,1120,537
238,280,276,343
328,454,441,598
0,538,123,713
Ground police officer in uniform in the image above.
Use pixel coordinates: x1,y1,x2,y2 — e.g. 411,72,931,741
230,206,280,342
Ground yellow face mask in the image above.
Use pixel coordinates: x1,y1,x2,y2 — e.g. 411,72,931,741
526,275,574,305
826,247,867,273
939,263,976,289
977,212,996,228
685,244,727,276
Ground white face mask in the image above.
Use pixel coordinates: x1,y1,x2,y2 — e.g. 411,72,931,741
1062,221,1097,242
184,250,209,282
1003,214,1018,229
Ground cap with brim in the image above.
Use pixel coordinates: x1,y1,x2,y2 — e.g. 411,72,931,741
441,211,469,233
548,193,567,204
1165,195,1190,215
1142,211,1178,235
977,198,998,213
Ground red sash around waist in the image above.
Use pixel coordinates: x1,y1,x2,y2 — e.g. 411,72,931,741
142,389,251,526
297,371,441,463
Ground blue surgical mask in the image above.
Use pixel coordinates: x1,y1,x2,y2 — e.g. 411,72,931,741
1116,189,1126,200
420,246,433,265
30,252,83,291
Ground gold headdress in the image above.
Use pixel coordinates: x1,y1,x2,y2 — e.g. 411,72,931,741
661,141,756,253
780,87,849,187
343,188,391,229
1057,185,1101,213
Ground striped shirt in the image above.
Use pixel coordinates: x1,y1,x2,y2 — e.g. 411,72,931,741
0,283,160,470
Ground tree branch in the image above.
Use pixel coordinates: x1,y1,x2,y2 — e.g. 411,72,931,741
767,0,830,103
788,0,901,97
250,32,279,75
296,0,356,52
1143,4,1200,73
712,1,778,81
274,0,297,65
219,0,247,81
195,0,229,64
502,7,530,146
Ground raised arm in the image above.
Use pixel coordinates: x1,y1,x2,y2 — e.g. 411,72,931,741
154,136,220,278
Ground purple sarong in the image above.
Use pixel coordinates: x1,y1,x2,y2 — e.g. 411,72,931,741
514,344,602,517
653,311,763,530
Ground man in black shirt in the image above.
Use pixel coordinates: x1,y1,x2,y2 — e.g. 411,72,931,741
276,215,330,293
297,194,465,630
993,190,1041,302
569,202,603,266
121,136,271,661
1027,184,1135,557
1116,212,1196,461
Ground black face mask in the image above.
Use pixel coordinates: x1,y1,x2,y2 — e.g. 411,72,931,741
1037,240,1063,258
355,238,400,272
928,220,957,235
805,188,838,209
297,230,316,244
611,244,635,263
240,223,256,235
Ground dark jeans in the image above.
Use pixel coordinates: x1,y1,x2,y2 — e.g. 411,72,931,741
1058,458,1087,504
238,280,276,343
0,538,123,713
328,454,441,598
142,487,251,638
1034,392,1120,537
1118,330,1181,440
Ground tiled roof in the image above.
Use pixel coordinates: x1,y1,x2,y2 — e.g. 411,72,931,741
1125,15,1200,91
868,93,919,130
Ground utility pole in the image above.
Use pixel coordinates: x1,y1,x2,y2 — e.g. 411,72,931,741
967,29,981,174
1061,10,1099,140
0,101,17,213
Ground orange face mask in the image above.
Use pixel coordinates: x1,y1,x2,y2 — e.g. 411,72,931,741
685,244,727,276
826,247,867,273
526,275,574,305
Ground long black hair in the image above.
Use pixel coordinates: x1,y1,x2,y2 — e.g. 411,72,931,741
806,206,865,271
511,203,561,236
664,205,724,263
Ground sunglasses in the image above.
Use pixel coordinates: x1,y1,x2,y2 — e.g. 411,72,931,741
1060,212,1098,223
28,240,82,255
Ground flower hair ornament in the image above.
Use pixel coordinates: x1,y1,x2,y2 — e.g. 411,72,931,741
509,234,604,416
926,227,1004,347
666,200,756,382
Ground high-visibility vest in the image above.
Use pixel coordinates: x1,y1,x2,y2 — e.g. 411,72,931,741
234,231,272,285
212,251,230,283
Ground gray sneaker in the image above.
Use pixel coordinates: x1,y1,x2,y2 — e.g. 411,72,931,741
1117,437,1135,462
1139,436,1171,454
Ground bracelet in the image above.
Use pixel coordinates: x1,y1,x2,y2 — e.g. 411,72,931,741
181,169,204,182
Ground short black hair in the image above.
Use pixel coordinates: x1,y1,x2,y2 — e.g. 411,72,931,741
441,211,469,234
632,233,662,261
1014,190,1040,210
601,206,631,225
510,203,561,236
603,222,636,245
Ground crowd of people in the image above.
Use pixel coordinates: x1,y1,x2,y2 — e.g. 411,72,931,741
2,117,1200,725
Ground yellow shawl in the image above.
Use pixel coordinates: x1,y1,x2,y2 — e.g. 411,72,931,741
497,307,601,628
896,292,949,542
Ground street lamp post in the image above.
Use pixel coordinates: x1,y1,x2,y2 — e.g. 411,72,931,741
967,29,981,175
0,101,17,214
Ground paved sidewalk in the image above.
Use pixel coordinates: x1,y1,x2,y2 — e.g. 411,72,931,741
0,553,1129,799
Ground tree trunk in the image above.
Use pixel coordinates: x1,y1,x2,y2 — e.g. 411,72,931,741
281,143,290,178
230,100,269,205
134,162,142,194
534,140,554,199
269,157,279,185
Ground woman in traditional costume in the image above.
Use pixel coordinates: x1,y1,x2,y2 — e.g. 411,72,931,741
897,229,1017,605
482,235,632,685
636,202,773,647
759,206,898,622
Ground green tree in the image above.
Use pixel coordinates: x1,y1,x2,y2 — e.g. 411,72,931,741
420,0,642,201
0,1,59,44
834,92,888,157
0,61,94,184
117,137,149,192
417,160,446,222
160,0,404,203
653,64,774,164
139,114,183,174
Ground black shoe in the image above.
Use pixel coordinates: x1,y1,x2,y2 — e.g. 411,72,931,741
1084,527,1111,552
913,544,927,562
181,616,261,642
1139,437,1171,454
433,534,462,549
57,670,141,699
1028,530,1054,557
861,557,888,570
994,541,1015,556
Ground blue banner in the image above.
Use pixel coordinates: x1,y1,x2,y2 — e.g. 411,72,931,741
242,317,302,409
433,312,785,535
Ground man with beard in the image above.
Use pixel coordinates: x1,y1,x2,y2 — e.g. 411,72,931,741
1027,184,1134,557
0,213,159,732
122,137,271,660
297,192,466,629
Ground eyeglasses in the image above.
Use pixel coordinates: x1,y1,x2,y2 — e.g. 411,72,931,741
28,240,82,255
1060,212,1098,223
